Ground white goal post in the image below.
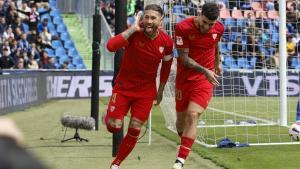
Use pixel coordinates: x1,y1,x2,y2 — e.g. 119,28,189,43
145,0,300,147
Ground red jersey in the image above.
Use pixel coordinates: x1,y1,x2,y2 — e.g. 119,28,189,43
107,30,173,98
175,17,224,84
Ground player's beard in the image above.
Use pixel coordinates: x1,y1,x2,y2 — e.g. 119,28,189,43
144,24,158,39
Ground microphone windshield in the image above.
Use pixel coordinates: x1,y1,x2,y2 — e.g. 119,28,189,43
61,115,95,130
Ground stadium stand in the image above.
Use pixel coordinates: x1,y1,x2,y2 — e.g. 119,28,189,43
100,0,300,70
0,0,86,70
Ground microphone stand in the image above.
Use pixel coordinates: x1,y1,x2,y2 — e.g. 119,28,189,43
61,128,89,143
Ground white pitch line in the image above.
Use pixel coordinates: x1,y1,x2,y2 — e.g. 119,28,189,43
206,107,277,125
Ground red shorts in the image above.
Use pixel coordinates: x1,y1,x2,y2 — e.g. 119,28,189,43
175,80,213,112
106,92,154,122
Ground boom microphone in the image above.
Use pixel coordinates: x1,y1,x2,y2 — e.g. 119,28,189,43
61,115,95,130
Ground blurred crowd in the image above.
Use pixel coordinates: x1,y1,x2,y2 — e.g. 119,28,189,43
0,0,65,70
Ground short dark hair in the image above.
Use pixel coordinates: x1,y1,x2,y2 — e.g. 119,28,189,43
144,4,164,17
201,2,220,21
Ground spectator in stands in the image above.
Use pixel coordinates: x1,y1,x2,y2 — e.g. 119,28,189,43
14,57,25,69
60,61,68,69
27,29,38,43
10,39,19,56
27,52,39,69
287,36,296,57
3,26,14,42
241,0,251,10
11,17,23,31
29,42,40,60
17,1,31,21
101,3,115,31
14,27,23,40
2,40,11,55
5,1,18,26
38,50,55,69
0,48,15,69
18,33,30,51
0,17,8,35
246,35,259,59
38,18,49,33
40,27,51,46
17,4,51,33
265,0,275,10
231,36,244,60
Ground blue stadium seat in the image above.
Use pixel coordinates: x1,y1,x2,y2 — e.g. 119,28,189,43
22,23,29,34
237,58,250,69
53,16,63,25
52,40,63,49
68,48,79,56
67,63,75,69
72,56,83,65
224,56,238,69
64,40,75,50
55,47,66,57
60,32,71,42
76,64,86,69
45,48,54,55
290,58,299,68
249,57,257,69
57,24,67,34
59,55,70,64
50,9,61,17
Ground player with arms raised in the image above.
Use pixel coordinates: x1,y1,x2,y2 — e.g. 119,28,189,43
105,4,173,169
172,3,224,169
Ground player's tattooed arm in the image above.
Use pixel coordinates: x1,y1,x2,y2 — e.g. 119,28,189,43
177,48,220,86
122,11,144,39
214,44,222,75
177,48,208,74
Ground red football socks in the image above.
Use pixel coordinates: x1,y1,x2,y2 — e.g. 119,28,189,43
112,127,140,166
177,136,195,161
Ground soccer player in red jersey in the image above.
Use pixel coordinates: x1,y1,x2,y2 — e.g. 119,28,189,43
172,3,224,169
105,4,173,169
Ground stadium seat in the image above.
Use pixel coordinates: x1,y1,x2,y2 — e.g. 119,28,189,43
67,63,75,69
59,55,70,64
68,48,79,56
220,9,231,19
237,58,250,69
64,40,75,50
45,48,54,55
72,56,83,65
50,9,61,17
268,11,279,20
232,10,244,19
291,58,299,68
55,47,66,57
57,25,67,34
22,23,29,34
249,57,257,69
76,64,86,69
52,40,63,49
251,2,262,10
224,56,238,69
53,16,63,25
60,32,71,42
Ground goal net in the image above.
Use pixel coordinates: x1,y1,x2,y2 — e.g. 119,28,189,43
151,0,300,147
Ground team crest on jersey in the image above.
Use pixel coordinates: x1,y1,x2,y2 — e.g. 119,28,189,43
159,46,164,53
109,106,115,112
176,36,183,45
189,34,196,40
212,33,217,40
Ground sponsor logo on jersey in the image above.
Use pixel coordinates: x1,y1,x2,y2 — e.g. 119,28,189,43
176,36,183,45
159,46,164,53
212,33,217,40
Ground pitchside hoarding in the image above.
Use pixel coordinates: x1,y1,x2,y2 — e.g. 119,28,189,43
0,70,300,114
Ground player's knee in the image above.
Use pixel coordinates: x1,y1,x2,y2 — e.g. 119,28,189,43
105,118,123,133
128,118,144,129
186,110,200,123
127,127,141,138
